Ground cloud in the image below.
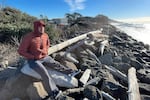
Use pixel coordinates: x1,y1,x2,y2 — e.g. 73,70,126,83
64,0,86,12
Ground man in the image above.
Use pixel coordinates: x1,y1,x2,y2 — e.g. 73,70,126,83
18,20,73,99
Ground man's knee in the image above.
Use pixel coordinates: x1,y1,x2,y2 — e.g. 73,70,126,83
44,56,56,63
28,60,41,69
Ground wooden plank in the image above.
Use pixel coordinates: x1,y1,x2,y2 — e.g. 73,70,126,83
128,67,141,100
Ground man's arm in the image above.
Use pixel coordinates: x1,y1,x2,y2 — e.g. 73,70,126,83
18,36,34,59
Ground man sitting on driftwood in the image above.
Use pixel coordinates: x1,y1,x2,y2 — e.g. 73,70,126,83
18,20,74,100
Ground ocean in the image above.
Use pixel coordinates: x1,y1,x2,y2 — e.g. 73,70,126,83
111,22,150,46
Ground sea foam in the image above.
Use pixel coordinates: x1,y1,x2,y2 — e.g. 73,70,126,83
111,22,150,45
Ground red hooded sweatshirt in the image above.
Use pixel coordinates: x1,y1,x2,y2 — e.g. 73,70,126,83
18,20,50,60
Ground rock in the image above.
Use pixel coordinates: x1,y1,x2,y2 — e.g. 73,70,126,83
99,53,113,65
144,44,150,50
139,83,150,95
102,81,127,99
111,35,122,42
113,56,122,63
27,82,47,100
0,68,17,89
142,57,150,62
57,96,75,100
141,95,150,100
141,51,150,57
121,55,131,63
11,98,21,100
83,85,102,100
137,69,150,84
0,60,8,69
136,57,147,64
59,60,78,71
112,63,131,74
0,73,32,100
130,58,143,69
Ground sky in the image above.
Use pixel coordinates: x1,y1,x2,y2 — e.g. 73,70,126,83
1,0,150,20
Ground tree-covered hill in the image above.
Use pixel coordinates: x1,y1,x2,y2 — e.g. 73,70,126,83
0,7,37,42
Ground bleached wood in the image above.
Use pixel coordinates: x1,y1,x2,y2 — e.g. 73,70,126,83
63,87,84,95
79,69,91,85
103,65,128,83
128,67,141,100
48,30,108,55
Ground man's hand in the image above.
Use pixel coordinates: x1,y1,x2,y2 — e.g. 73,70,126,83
37,48,47,55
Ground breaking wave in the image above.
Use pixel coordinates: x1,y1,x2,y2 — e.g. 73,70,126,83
111,22,150,45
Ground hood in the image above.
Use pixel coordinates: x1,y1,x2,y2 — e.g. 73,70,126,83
33,20,45,34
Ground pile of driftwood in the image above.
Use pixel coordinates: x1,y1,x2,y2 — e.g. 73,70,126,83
0,30,149,100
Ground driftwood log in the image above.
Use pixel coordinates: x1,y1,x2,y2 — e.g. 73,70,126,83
103,65,128,83
128,67,141,100
48,30,108,55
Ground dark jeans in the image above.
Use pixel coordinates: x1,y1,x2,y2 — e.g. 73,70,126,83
27,56,73,95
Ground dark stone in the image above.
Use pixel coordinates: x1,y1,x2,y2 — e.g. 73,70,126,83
83,85,102,100
142,57,150,62
136,57,147,64
102,81,127,100
130,58,143,69
111,35,122,42
113,56,122,63
141,95,150,100
139,83,150,95
137,69,150,84
112,63,130,74
99,53,113,65
121,55,131,63
141,51,150,57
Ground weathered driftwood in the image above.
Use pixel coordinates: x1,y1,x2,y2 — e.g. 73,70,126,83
63,87,84,95
128,67,141,100
65,53,79,64
85,49,102,64
55,51,79,64
48,30,108,55
84,77,100,87
66,39,90,52
79,69,91,85
98,40,109,55
103,65,128,83
101,91,115,100
66,39,96,62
